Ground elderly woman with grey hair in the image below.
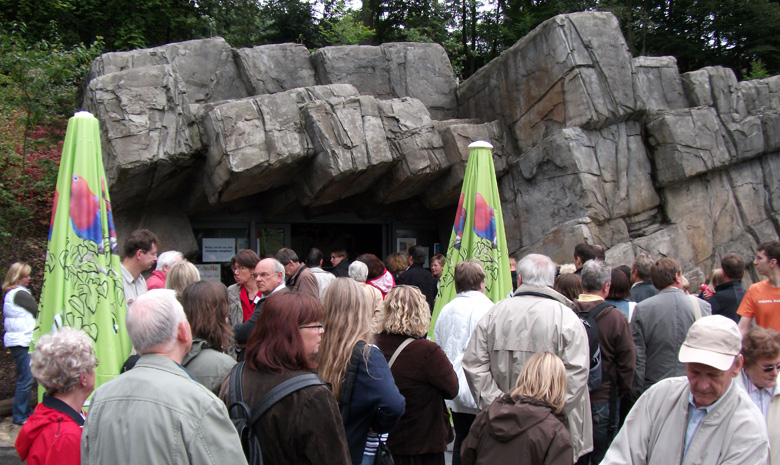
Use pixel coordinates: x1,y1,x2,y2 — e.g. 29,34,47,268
15,327,98,465
350,261,384,333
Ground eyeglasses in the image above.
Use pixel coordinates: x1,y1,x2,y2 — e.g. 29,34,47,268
251,272,274,279
143,249,158,258
757,363,780,373
299,324,324,331
232,266,248,273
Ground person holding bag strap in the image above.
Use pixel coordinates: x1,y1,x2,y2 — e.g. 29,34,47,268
218,291,350,465
376,286,459,465
318,279,405,465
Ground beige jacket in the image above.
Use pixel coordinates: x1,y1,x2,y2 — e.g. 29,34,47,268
463,284,593,460
734,371,780,465
602,376,768,465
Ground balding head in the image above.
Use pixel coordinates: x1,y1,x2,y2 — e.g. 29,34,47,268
126,289,190,356
517,254,556,288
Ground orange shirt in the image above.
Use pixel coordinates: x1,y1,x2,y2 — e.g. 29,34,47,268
737,279,780,332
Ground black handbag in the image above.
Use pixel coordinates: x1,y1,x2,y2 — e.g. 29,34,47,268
374,439,394,465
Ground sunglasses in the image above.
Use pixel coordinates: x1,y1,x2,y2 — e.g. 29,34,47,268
757,363,780,373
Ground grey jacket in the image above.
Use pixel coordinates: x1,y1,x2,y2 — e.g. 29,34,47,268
463,284,592,461
181,339,236,394
630,287,712,397
82,354,248,465
602,377,768,465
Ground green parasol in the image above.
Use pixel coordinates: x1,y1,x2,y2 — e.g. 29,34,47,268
35,111,130,397
429,141,513,339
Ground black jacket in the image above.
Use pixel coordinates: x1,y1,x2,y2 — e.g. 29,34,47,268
396,264,438,312
705,280,746,323
331,260,350,278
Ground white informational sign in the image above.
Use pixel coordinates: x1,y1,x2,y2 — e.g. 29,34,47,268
202,238,235,262
196,264,221,282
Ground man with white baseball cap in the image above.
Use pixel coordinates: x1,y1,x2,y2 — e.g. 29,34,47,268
601,315,769,465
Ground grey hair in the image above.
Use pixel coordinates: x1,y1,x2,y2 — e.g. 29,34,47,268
349,261,368,282
155,250,183,271
517,254,556,288
266,258,286,280
31,327,97,396
127,289,186,353
581,259,612,292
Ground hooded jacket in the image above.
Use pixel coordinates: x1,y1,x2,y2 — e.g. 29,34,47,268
463,284,592,460
15,396,85,465
181,338,236,394
461,395,573,465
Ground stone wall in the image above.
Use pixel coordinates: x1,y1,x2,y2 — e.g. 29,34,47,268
81,12,780,284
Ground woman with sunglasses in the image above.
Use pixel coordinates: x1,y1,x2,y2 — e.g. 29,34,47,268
736,325,780,464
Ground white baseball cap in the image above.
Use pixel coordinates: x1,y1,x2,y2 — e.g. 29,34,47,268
678,315,742,371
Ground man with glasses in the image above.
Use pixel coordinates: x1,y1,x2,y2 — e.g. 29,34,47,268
601,316,769,465
233,258,288,353
120,229,159,309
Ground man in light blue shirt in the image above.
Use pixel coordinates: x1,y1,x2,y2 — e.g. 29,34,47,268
601,315,769,465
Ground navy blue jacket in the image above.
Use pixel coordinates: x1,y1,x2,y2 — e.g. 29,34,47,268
343,344,405,464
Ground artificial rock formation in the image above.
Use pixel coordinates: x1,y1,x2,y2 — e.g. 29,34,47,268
81,11,780,285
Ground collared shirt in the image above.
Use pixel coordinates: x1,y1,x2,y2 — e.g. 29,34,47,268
577,293,604,303
120,264,147,309
253,282,287,305
740,369,775,418
684,381,732,461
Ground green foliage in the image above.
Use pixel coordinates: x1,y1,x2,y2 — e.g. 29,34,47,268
320,8,375,45
0,27,102,272
747,59,771,80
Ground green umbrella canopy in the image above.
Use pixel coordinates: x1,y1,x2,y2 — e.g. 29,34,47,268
35,111,130,396
429,141,513,339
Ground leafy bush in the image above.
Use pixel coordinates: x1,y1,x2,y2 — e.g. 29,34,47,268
0,25,103,293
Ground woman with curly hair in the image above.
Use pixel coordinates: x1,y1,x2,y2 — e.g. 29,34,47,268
376,285,458,465
736,326,780,464
319,278,405,464
15,327,98,465
180,281,236,394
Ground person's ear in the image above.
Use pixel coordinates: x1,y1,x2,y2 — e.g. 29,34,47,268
732,354,744,376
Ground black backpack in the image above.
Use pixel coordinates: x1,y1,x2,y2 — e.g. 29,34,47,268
228,361,326,465
576,301,614,392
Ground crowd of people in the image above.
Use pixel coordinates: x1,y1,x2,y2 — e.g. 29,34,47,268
3,230,780,465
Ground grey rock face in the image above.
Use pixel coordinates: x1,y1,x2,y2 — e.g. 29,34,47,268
81,13,780,287
234,43,317,95
81,64,201,207
84,37,248,104
311,42,457,120
458,12,636,152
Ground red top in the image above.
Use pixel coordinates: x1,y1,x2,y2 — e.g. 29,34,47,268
240,285,256,322
16,396,85,465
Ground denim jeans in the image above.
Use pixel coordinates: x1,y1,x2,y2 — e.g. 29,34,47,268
575,401,618,465
10,346,34,424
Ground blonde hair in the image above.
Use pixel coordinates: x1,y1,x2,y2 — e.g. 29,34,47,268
165,260,200,300
709,268,725,288
2,262,31,293
318,278,373,401
511,352,567,413
382,285,430,337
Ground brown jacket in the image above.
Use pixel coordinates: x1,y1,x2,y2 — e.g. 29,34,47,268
574,298,636,403
462,395,573,465
217,365,350,465
375,333,458,455
287,265,319,299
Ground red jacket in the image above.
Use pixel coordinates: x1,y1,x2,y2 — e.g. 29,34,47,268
15,396,85,465
145,270,166,290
